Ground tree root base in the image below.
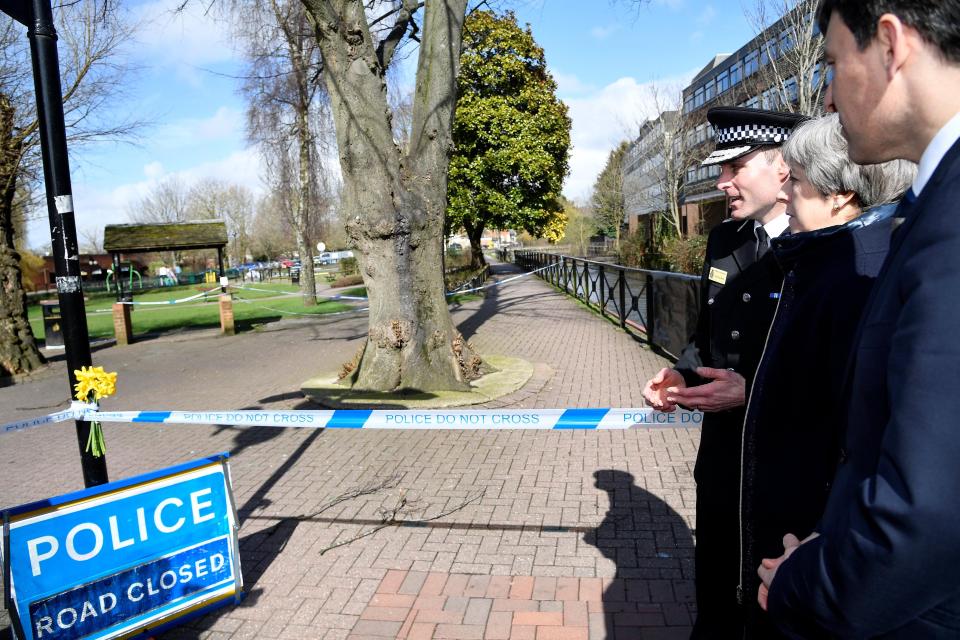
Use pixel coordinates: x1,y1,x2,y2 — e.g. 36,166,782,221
300,354,535,409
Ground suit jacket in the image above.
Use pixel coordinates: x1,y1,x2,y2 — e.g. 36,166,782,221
768,138,960,638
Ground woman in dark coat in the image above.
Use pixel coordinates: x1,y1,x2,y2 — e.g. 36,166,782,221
738,114,916,639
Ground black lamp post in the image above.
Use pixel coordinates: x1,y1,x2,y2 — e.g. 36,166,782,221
4,0,109,487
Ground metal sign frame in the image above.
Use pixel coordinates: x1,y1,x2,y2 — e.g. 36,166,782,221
1,454,242,640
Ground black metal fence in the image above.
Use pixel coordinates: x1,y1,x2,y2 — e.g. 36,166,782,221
508,250,700,359
447,264,490,293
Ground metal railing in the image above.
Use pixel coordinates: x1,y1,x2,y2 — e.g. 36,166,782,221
510,250,700,359
447,264,490,293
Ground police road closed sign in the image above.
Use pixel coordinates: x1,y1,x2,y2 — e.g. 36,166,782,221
1,454,241,640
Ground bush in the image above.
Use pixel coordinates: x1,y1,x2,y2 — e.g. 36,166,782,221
618,230,648,268
331,273,364,288
339,257,359,276
661,235,707,275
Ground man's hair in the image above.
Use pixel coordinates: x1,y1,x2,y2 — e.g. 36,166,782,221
761,147,784,164
817,0,960,64
781,113,916,209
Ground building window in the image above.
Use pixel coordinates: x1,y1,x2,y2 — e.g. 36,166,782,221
745,50,759,76
780,30,794,53
717,71,729,93
730,62,742,86
687,165,697,182
705,80,716,101
684,94,694,113
694,87,705,107
746,95,760,109
696,123,706,143
785,76,798,103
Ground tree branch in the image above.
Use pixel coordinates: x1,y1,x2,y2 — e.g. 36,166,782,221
319,489,485,554
375,0,421,71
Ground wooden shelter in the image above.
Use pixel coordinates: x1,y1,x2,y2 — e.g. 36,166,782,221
102,221,235,342
103,221,229,300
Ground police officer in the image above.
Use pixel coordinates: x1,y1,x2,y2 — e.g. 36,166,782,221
642,107,806,638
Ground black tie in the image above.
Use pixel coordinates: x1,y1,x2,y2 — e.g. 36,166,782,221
756,226,770,260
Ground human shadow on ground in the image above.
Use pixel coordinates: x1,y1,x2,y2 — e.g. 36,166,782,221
584,470,695,639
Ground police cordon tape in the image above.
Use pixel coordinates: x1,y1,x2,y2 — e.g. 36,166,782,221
1,404,702,436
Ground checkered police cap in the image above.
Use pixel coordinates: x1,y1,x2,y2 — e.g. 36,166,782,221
702,107,808,166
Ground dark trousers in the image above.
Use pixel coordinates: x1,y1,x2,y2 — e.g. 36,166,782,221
691,415,745,639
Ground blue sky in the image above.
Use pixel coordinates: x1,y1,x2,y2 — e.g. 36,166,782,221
26,0,758,250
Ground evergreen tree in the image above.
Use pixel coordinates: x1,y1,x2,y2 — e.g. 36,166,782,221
446,10,571,268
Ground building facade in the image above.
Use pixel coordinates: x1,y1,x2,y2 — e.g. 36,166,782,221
621,2,827,238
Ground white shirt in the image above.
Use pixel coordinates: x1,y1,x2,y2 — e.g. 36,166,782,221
756,213,790,240
914,110,960,196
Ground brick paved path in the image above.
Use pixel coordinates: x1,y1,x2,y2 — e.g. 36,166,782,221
0,261,698,639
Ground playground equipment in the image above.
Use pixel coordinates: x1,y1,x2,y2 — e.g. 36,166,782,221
105,263,142,294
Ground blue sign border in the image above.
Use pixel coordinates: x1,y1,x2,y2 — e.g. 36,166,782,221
1,453,242,640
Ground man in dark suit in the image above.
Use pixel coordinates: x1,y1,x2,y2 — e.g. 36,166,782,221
759,1,960,637
642,107,805,638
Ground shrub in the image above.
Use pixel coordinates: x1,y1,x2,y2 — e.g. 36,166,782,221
339,257,359,276
661,235,707,275
331,273,364,288
618,230,648,268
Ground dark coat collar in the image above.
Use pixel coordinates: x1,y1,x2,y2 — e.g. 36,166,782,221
770,203,898,269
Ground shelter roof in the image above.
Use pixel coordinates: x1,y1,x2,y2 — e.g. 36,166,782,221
104,221,228,253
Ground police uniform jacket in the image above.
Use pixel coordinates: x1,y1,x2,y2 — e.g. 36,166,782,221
676,216,785,637
675,217,785,446
737,205,896,639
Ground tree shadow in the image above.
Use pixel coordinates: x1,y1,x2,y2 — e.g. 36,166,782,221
584,470,695,639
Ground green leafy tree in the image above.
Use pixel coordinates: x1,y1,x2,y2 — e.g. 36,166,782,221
446,10,571,269
591,141,628,249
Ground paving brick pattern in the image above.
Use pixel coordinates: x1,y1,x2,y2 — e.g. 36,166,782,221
352,570,691,639
0,261,699,639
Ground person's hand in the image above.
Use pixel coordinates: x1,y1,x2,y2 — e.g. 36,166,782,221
643,368,685,412
665,367,746,412
758,532,820,610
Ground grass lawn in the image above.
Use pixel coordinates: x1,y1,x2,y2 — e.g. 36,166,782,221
28,283,352,340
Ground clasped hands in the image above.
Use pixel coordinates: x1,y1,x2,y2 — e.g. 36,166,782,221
642,366,746,412
758,532,820,610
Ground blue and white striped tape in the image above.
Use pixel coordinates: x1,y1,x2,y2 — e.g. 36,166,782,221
1,406,701,436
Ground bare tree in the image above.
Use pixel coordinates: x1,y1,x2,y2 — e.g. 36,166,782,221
278,0,496,392
592,141,627,250
746,0,826,116
231,0,333,306
187,178,255,265
79,227,104,254
0,0,137,378
127,175,191,223
624,84,703,238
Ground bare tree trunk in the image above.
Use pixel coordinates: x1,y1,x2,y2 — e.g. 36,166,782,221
463,220,486,270
292,41,317,305
305,0,483,391
0,95,44,377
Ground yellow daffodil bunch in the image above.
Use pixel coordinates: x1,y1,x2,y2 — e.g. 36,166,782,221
73,366,117,457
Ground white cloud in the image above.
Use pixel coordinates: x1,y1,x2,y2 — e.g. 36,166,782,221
153,106,245,149
698,5,717,26
589,25,619,40
26,148,266,250
130,0,239,79
553,70,596,96
560,72,695,201
143,161,165,179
